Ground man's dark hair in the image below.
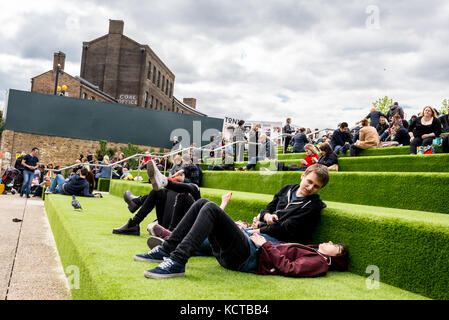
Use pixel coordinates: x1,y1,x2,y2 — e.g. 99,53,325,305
238,120,245,126
31,147,39,152
299,127,306,132
340,122,348,129
80,168,89,177
393,123,401,128
303,164,330,188
393,102,398,106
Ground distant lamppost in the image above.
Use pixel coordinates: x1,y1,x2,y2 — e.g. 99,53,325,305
56,85,68,96
53,63,65,95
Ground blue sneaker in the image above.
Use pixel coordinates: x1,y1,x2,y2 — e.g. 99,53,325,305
133,246,169,262
144,257,185,279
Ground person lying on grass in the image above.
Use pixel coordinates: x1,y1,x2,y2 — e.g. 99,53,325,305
46,168,101,198
145,163,329,259
134,194,348,279
113,160,201,237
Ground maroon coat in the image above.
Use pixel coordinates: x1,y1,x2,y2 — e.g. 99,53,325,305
257,242,347,277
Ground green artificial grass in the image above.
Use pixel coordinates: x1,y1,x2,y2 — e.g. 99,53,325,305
276,145,443,160
200,171,449,214
45,192,428,300
107,180,449,299
230,154,449,172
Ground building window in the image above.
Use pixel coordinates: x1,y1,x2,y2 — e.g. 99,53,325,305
144,91,149,107
157,71,161,87
160,102,163,110
82,92,87,99
150,95,153,108
162,75,165,92
165,79,169,95
91,96,95,100
169,83,173,98
147,62,151,80
155,99,159,109
153,66,156,83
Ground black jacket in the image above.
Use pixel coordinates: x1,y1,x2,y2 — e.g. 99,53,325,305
330,129,353,147
439,114,449,133
63,174,94,197
409,117,442,139
376,122,389,135
259,184,326,244
393,127,410,146
318,153,338,167
366,111,387,128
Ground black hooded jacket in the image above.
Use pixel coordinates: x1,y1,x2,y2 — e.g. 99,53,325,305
258,184,326,244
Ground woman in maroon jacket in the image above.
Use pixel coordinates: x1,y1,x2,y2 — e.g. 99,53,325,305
134,167,348,279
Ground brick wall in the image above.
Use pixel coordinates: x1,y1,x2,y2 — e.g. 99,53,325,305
0,129,166,173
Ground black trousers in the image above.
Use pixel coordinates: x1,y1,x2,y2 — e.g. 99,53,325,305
131,180,200,230
410,137,434,154
283,136,292,153
443,135,449,153
350,144,363,157
162,199,251,269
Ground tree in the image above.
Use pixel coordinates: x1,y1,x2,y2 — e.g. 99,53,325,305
120,143,146,169
440,99,449,115
96,140,117,160
372,96,393,115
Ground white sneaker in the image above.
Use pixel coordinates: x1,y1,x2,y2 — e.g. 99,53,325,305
147,160,168,191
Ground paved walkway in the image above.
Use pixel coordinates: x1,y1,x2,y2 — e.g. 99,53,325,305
0,194,71,300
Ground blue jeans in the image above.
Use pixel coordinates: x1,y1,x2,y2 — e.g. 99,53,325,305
246,156,265,170
48,174,67,194
21,170,34,195
379,131,389,142
333,144,349,155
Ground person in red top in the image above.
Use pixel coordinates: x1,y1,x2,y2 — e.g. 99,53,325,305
277,144,319,171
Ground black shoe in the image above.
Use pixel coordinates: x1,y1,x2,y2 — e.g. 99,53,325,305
147,236,165,249
26,194,30,199
20,191,23,197
113,219,140,236
123,190,139,213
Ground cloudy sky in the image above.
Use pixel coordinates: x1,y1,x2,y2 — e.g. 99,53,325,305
1,0,449,129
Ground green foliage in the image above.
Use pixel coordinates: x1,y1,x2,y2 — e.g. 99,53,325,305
96,140,118,160
119,143,145,169
372,96,393,115
159,147,165,153
441,98,449,115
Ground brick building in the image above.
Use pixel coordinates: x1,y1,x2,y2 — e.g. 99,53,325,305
81,19,205,116
31,51,117,102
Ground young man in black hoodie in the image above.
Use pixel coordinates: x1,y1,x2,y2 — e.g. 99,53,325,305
46,168,101,198
135,164,333,278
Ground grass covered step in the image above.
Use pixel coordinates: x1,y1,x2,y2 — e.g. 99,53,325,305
276,145,443,160
109,179,449,299
224,154,449,173
44,192,429,300
200,171,449,214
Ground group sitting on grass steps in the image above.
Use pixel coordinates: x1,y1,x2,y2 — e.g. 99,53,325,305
114,159,348,279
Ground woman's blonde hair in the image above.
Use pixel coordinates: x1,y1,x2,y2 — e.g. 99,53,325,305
103,155,110,164
419,106,437,118
304,144,318,155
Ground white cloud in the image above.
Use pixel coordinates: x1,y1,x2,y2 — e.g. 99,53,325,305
1,0,449,129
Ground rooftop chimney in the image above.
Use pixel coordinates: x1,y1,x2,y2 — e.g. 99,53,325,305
109,19,124,34
183,98,197,109
53,51,66,72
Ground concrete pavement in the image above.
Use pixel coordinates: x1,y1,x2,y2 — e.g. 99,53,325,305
0,194,71,300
